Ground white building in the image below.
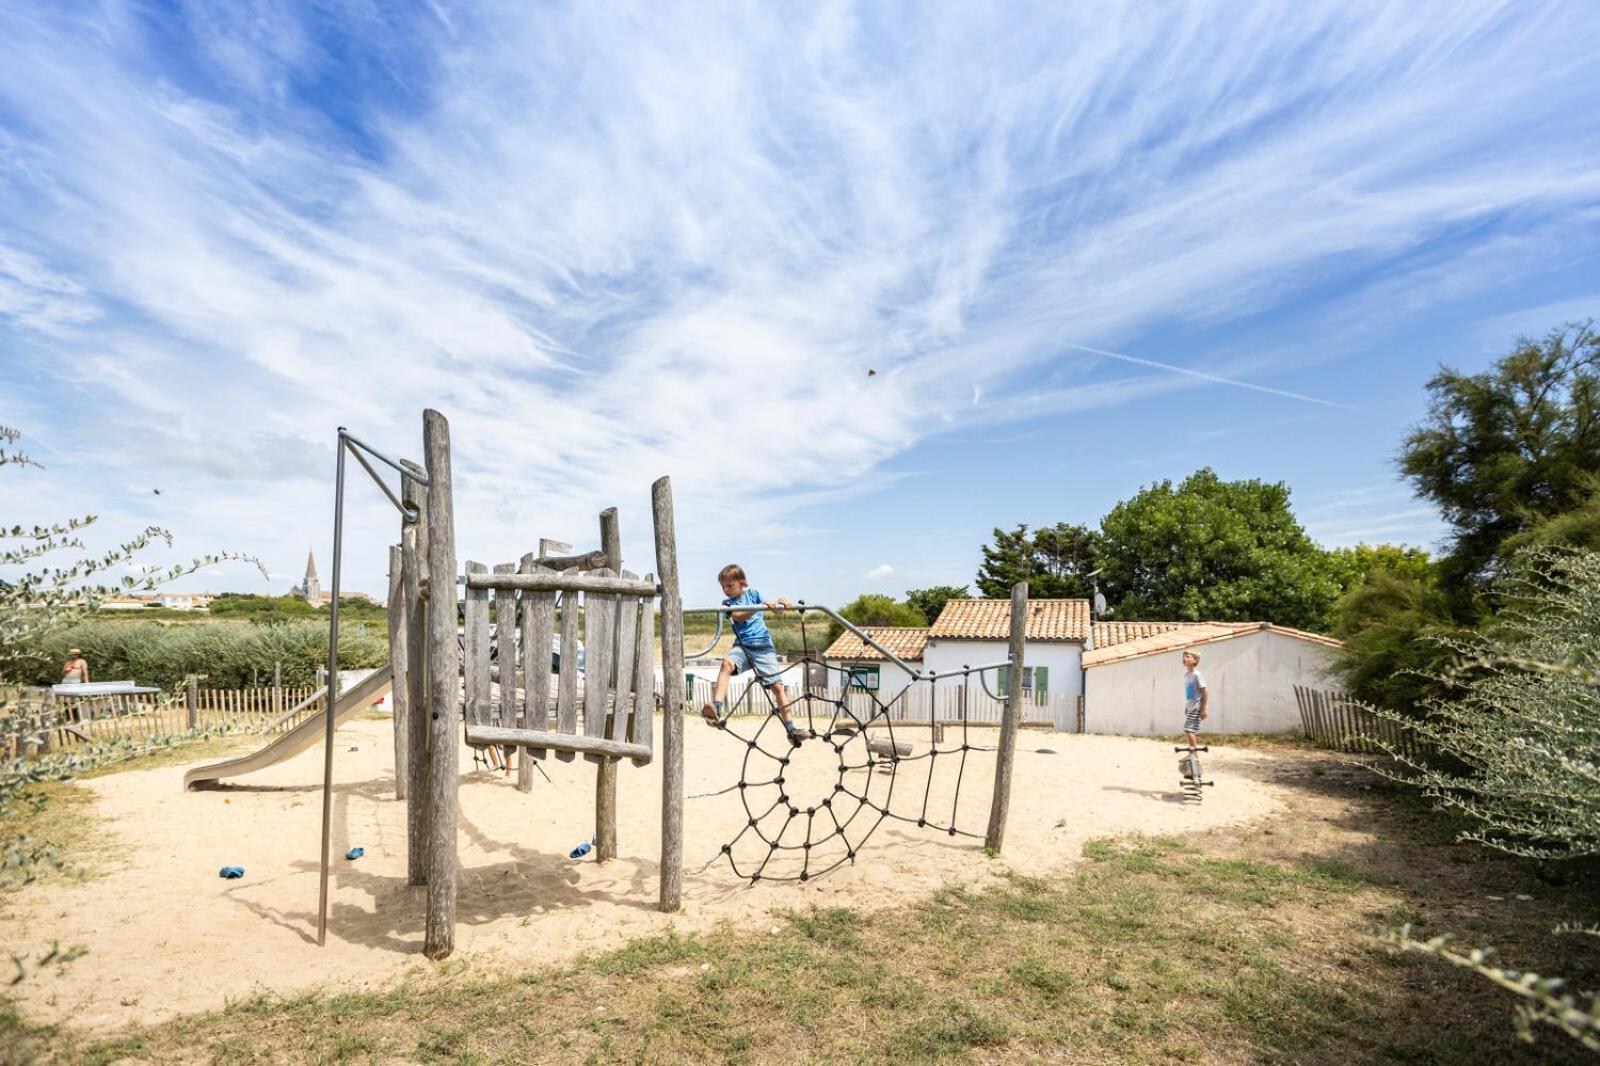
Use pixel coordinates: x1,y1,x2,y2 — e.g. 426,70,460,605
924,598,1088,727
1082,621,1340,736
821,626,927,722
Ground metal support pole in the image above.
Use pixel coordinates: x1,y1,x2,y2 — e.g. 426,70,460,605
316,431,348,947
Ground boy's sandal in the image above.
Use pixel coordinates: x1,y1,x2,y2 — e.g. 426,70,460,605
700,704,720,726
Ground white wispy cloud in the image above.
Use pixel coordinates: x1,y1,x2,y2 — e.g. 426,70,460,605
863,564,895,581
0,1,1595,591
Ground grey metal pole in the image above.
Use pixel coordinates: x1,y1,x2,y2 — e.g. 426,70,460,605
316,431,348,947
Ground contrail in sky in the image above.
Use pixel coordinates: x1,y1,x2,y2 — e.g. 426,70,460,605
1059,342,1347,409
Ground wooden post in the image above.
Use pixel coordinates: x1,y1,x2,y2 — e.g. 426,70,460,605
985,582,1027,853
273,661,282,718
421,410,458,959
595,507,622,862
652,478,685,912
515,552,538,794
388,545,409,801
186,677,198,731
402,462,430,887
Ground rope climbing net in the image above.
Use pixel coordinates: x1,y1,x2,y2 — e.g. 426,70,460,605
690,605,1000,884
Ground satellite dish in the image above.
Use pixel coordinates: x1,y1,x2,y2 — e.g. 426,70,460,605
1093,591,1109,617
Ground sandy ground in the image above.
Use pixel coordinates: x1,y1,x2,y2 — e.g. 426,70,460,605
4,715,1285,1032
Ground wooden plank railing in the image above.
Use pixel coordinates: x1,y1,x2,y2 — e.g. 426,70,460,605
1293,685,1430,758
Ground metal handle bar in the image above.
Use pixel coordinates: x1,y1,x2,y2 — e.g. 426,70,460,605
683,601,1011,682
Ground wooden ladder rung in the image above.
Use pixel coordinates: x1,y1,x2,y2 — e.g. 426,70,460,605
465,724,652,764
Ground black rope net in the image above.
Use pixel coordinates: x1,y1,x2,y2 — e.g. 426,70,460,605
690,607,995,884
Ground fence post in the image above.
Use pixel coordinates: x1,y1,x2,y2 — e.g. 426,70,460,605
186,678,198,731
985,581,1027,854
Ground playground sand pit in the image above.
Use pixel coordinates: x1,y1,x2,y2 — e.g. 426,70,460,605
3,716,1285,1032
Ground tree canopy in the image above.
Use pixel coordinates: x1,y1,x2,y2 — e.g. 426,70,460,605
903,585,970,625
975,523,1099,598
1400,320,1600,611
1096,468,1337,628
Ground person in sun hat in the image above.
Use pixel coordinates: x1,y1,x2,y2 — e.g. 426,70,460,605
62,648,90,684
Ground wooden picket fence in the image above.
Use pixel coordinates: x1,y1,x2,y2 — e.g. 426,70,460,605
3,682,330,759
1293,685,1430,758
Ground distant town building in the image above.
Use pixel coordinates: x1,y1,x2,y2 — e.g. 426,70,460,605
98,592,213,611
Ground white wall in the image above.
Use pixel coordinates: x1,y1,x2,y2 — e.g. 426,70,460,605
1083,631,1337,736
921,639,1084,697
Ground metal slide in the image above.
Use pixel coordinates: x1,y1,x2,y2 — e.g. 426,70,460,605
182,665,394,790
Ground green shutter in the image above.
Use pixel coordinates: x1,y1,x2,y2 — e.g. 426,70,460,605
1035,666,1049,696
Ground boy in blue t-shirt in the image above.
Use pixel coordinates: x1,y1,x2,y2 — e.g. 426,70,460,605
1180,650,1209,776
701,563,809,743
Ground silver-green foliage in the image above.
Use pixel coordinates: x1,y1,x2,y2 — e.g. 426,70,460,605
1370,550,1600,1052
0,424,261,682
1383,925,1599,1052
1374,549,1600,859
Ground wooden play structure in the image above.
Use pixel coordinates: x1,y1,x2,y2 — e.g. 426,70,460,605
191,407,1031,959
330,409,687,958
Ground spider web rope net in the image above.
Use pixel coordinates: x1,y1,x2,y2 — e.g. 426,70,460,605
689,607,996,883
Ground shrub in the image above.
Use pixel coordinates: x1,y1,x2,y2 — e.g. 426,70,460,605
1375,550,1600,859
23,621,387,691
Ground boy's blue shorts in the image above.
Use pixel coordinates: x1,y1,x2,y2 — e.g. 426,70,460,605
727,642,784,686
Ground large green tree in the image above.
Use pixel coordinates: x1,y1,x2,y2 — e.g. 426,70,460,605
826,593,928,647
1097,468,1337,628
1322,543,1432,591
1400,321,1600,613
903,585,970,625
975,523,1099,598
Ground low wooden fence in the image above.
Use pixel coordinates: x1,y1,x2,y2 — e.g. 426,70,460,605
1294,686,1430,758
3,681,330,758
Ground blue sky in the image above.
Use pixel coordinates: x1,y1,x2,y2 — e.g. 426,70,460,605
1,1,1597,609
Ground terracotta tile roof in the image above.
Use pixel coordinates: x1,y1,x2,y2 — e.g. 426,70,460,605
928,599,1090,642
1083,621,1341,667
822,626,928,662
1092,620,1221,649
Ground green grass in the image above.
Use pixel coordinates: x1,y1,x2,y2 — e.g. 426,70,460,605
7,754,1598,1063
0,827,1573,1063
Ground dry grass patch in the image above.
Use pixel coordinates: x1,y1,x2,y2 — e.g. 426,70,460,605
7,751,1599,1064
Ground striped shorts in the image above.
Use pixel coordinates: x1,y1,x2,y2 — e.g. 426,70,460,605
1184,707,1203,733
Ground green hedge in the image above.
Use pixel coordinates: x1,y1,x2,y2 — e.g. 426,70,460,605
26,621,387,691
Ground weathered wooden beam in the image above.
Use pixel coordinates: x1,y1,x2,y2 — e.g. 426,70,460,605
465,725,652,763
594,509,624,861
535,549,606,571
388,544,408,801
652,476,685,913
555,571,580,763
422,409,458,960
465,571,659,597
517,552,551,791
985,581,1027,853
402,462,429,887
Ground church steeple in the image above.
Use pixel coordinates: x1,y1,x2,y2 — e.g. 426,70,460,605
293,548,323,604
